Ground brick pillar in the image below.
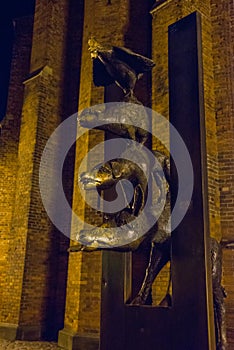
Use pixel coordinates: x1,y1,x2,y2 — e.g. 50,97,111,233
211,0,234,345
0,0,83,341
58,1,153,349
0,16,33,340
150,0,221,304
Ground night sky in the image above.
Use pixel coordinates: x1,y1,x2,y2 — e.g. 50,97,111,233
0,0,35,122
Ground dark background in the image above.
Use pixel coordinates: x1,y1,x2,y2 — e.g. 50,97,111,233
0,0,35,122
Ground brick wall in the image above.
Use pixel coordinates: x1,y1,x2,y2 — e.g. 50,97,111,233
151,0,234,344
0,0,83,340
15,0,84,339
64,0,129,336
150,0,221,307
0,15,33,327
211,0,234,345
63,0,154,341
13,0,72,338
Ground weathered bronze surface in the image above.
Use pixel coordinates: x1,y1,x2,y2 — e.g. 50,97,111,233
78,153,170,251
78,157,226,322
79,99,149,145
211,238,227,349
74,150,226,348
71,12,227,350
88,38,155,99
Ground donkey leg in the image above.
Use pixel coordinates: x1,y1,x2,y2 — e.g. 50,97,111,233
213,286,227,350
131,240,170,305
211,237,227,350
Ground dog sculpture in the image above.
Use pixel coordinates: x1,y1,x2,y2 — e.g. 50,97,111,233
78,99,150,145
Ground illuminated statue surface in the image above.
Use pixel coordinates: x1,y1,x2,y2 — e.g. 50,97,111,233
72,39,227,350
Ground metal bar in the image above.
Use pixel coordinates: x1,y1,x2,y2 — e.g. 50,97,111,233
169,11,216,349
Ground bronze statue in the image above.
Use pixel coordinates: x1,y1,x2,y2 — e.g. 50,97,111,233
88,38,155,98
75,157,227,349
72,40,227,350
78,150,170,247
211,238,227,350
79,103,150,145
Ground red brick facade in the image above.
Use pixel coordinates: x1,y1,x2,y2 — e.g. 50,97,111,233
0,0,233,348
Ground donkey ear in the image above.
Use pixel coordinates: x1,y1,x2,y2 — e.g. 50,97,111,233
132,184,145,216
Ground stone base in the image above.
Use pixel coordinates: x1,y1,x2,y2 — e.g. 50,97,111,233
17,325,43,340
58,328,99,350
0,323,43,341
0,323,18,341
